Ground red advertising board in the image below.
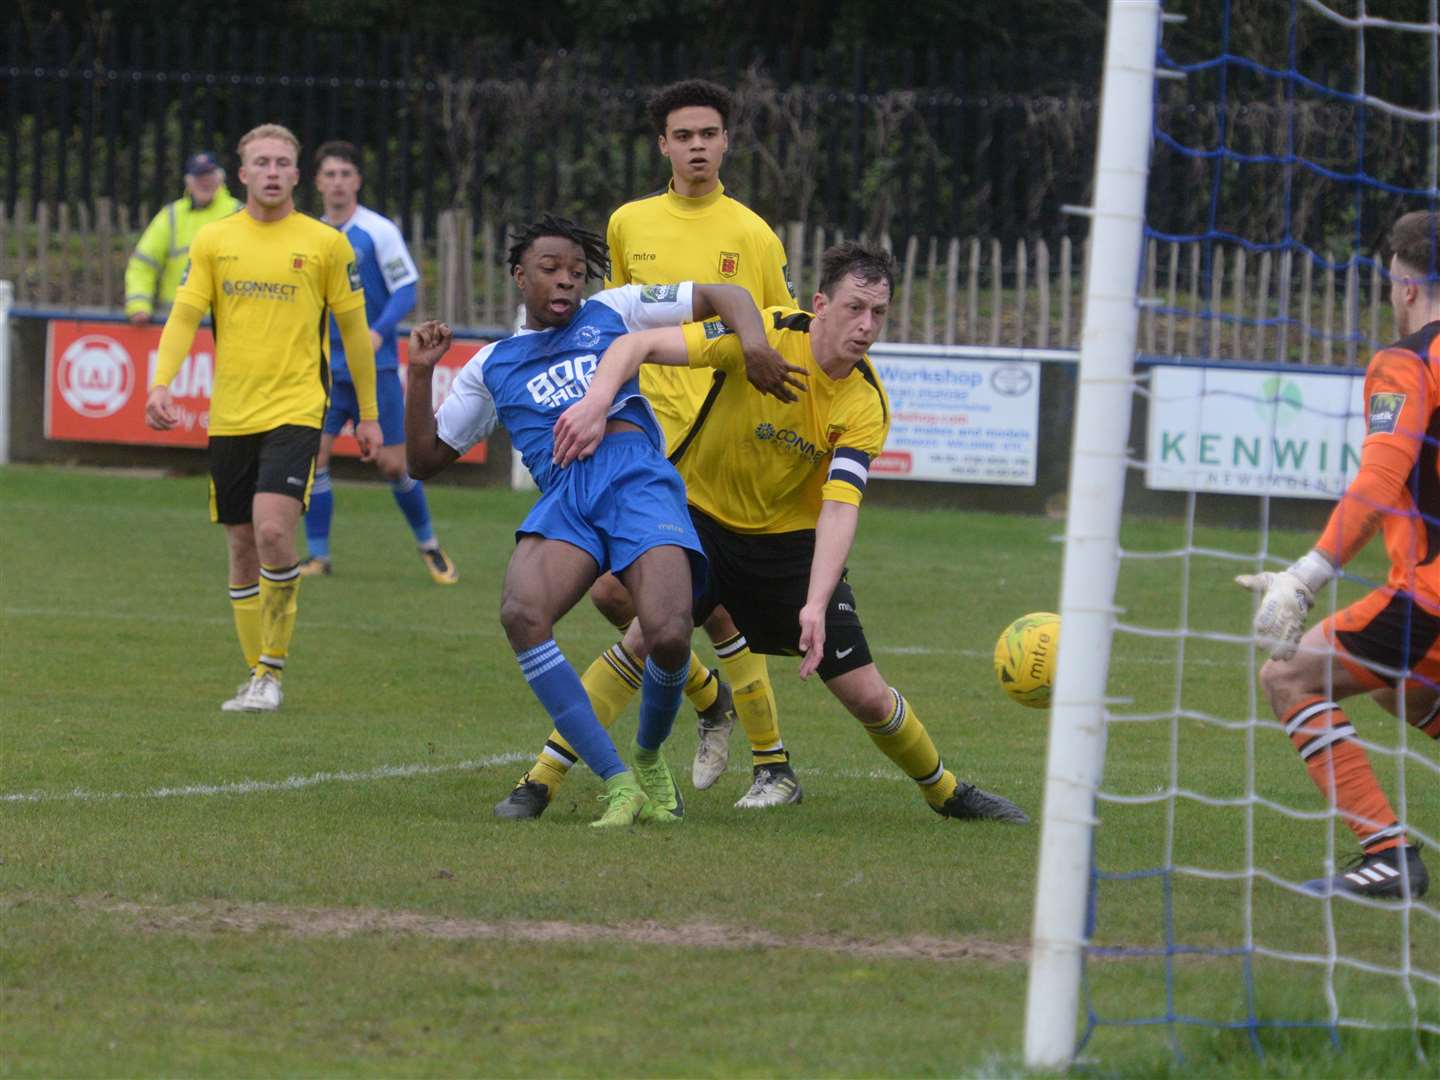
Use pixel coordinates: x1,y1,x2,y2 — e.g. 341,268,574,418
44,320,490,463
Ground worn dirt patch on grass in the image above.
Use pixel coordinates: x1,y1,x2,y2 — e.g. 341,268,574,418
63,895,1028,965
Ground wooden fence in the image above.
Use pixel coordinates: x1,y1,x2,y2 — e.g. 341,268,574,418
0,200,1393,361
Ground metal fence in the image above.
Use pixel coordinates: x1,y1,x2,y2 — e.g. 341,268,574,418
3,28,1106,245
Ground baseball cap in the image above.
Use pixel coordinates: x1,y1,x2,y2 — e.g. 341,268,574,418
184,151,221,177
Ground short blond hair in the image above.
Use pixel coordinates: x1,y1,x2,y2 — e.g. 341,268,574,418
237,123,301,163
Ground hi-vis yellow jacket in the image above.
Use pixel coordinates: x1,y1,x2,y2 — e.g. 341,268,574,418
124,189,241,318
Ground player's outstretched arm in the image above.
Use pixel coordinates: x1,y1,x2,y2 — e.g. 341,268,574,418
1235,401,1417,660
145,300,205,429
798,499,861,679
551,328,687,467
405,320,461,480
692,283,806,402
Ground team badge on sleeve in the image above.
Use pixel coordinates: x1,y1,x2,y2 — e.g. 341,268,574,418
719,251,740,278
702,318,731,339
347,260,362,291
1368,392,1405,435
640,284,679,303
178,260,190,286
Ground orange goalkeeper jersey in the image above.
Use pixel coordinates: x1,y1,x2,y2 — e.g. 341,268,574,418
1319,320,1440,609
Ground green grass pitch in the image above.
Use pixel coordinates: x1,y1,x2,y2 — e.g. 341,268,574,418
2,465,1435,1076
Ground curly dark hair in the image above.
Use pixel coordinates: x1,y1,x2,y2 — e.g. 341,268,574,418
818,242,898,297
506,214,609,281
646,79,733,136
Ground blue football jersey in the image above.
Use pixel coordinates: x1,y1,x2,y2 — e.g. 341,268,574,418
435,283,697,493
325,204,419,376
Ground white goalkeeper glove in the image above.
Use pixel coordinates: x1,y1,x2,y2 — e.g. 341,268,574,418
1234,549,1335,661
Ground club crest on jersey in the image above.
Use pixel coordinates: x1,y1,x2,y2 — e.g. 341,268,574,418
573,324,601,348
291,253,307,272
640,284,679,303
1368,392,1405,434
826,424,845,445
719,251,740,278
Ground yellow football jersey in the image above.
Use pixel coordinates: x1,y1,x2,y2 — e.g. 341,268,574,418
677,307,891,534
606,181,793,454
175,211,366,436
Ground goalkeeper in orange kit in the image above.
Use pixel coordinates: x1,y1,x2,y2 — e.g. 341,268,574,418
1237,210,1440,900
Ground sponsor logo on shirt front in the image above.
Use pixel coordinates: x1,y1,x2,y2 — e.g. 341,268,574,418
1368,391,1406,435
526,354,599,409
753,422,828,465
221,279,299,301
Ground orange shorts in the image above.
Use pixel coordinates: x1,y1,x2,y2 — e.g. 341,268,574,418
1323,587,1440,691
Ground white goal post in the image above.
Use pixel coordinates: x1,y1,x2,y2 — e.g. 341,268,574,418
1022,0,1162,1068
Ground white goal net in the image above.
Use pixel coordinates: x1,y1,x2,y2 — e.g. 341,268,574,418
1025,0,1439,1068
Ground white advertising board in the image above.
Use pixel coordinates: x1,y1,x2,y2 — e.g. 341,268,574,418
1145,365,1366,498
869,348,1041,485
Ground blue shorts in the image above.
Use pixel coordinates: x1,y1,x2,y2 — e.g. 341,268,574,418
323,370,406,445
518,432,707,586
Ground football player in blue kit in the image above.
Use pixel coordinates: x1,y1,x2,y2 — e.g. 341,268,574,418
300,140,459,584
404,215,804,827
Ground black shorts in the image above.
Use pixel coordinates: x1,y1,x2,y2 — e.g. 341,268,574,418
208,424,321,525
690,505,873,681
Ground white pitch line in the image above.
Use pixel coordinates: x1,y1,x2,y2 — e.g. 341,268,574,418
2,752,533,805
2,753,934,806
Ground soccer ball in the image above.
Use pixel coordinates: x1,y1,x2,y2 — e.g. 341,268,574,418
993,612,1060,709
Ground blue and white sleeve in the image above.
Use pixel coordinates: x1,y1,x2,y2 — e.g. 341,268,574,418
588,282,695,332
371,215,420,292
434,344,499,455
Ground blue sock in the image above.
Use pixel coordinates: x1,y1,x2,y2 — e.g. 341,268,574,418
305,468,333,560
518,640,625,780
391,473,435,546
636,656,689,752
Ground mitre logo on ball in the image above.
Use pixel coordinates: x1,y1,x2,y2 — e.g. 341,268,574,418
58,334,135,418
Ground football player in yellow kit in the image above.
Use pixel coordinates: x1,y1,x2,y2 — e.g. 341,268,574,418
145,123,380,714
550,242,1028,827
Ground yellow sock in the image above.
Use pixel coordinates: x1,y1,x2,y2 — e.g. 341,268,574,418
861,689,958,808
684,654,719,713
522,642,642,796
715,633,787,767
257,562,301,680
228,581,261,671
